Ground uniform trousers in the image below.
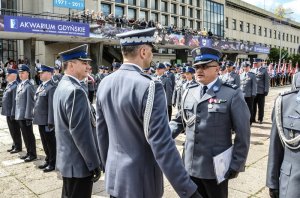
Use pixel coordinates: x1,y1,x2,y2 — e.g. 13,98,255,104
88,91,94,103
244,97,254,124
62,176,93,198
38,125,56,166
191,176,228,198
6,116,22,150
168,105,172,121
252,94,265,122
17,120,36,157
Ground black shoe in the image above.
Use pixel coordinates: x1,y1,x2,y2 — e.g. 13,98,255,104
43,165,55,172
10,149,22,154
38,162,49,169
20,154,29,160
259,120,263,124
24,155,37,162
7,147,14,152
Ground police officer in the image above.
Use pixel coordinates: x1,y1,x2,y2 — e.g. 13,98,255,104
112,62,121,72
164,61,176,90
51,66,62,85
33,65,56,172
266,84,300,198
251,58,270,124
96,28,201,198
1,69,22,153
172,68,187,110
182,66,197,93
15,65,37,162
95,66,106,89
221,61,240,87
170,47,250,198
53,45,101,198
154,63,173,120
240,62,257,125
87,65,96,103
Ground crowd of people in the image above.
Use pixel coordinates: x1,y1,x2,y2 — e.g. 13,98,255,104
1,29,299,198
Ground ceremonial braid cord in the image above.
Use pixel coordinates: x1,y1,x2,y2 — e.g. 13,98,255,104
144,80,155,143
275,95,300,150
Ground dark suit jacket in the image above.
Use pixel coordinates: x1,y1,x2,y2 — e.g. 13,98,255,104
1,80,18,117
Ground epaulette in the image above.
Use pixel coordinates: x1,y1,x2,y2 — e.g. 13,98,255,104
26,80,33,85
187,83,199,89
222,82,238,89
280,89,299,96
140,72,153,80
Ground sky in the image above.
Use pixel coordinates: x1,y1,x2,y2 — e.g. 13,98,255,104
242,0,300,23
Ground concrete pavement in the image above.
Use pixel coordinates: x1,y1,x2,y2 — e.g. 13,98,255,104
0,85,290,197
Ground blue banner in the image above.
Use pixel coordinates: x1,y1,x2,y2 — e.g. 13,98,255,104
3,15,89,37
54,0,85,10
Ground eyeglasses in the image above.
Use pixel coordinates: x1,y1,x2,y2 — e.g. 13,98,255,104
194,64,218,70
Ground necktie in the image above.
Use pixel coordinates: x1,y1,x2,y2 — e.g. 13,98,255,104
201,86,208,98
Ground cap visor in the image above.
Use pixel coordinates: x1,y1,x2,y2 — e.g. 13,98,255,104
193,60,213,67
78,57,92,61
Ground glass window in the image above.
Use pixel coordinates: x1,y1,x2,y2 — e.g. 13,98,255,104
161,1,168,12
140,0,147,8
283,33,285,41
278,32,281,40
101,3,111,16
264,28,267,37
181,6,185,16
225,17,228,28
197,0,200,7
258,26,262,36
232,19,236,30
140,11,148,21
161,15,168,26
189,20,193,28
181,0,185,3
253,24,256,34
246,23,250,33
151,0,158,10
189,0,193,5
115,6,124,18
181,18,186,27
171,16,177,25
297,36,299,44
239,21,243,32
128,0,136,5
197,21,201,30
128,8,136,20
115,0,124,3
286,34,289,41
197,10,201,19
291,35,293,43
269,29,272,38
171,4,177,14
189,8,193,18
151,13,158,22
274,30,277,39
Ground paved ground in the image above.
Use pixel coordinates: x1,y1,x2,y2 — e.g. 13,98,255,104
0,85,290,198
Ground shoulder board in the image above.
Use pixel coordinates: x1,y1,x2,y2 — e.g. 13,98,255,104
140,72,152,80
187,83,199,89
280,89,299,96
222,82,238,89
25,80,33,85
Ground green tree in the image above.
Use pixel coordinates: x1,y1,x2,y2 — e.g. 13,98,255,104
268,48,289,63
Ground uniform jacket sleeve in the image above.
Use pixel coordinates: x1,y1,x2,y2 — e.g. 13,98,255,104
47,86,56,125
252,74,257,97
24,85,35,120
266,108,284,190
11,86,17,117
169,110,185,139
264,70,270,93
143,82,197,198
230,89,251,172
172,87,177,106
235,74,241,87
96,93,108,169
165,77,173,106
66,88,100,171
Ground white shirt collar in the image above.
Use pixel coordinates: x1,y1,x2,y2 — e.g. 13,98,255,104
199,77,218,90
21,79,28,85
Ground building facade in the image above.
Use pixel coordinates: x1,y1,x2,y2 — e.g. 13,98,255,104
0,0,299,65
